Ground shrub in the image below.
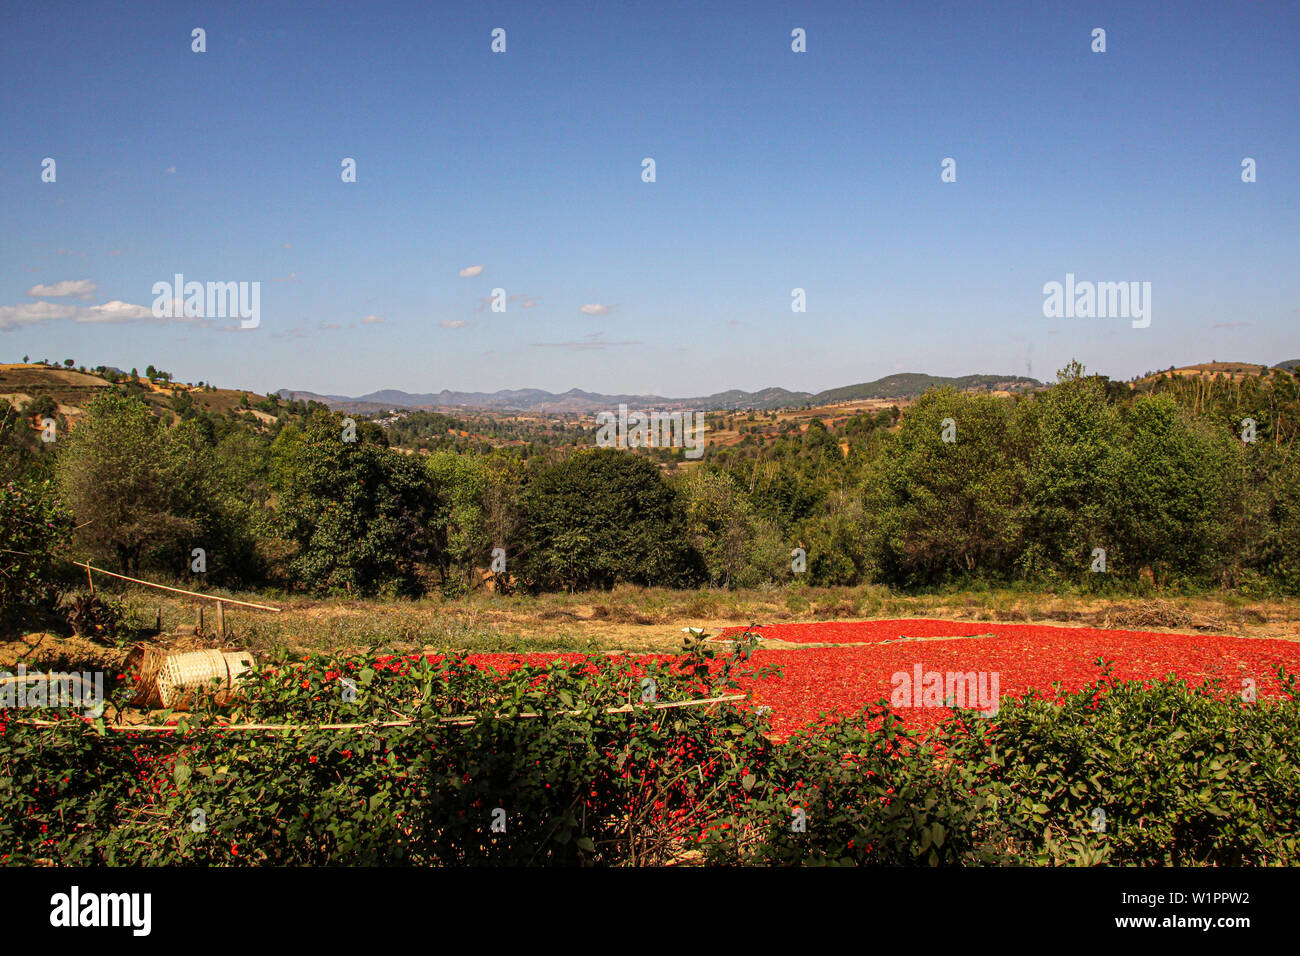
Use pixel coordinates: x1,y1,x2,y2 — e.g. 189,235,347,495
61,591,141,643
0,479,71,636
0,633,771,865
952,663,1300,865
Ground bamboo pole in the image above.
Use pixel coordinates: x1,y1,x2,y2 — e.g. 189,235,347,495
72,562,279,612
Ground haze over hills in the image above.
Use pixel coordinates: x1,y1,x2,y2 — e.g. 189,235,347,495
277,373,1044,414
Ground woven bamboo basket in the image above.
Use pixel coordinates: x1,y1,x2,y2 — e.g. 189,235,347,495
156,649,254,709
124,645,254,710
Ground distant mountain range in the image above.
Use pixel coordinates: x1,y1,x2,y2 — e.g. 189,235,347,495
278,373,1043,414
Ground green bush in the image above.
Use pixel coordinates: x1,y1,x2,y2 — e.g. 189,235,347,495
703,707,1006,865
707,664,1300,867
960,663,1300,865
0,479,72,636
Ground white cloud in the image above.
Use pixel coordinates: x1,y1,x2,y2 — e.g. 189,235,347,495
0,301,77,330
440,320,469,329
77,300,155,323
362,314,385,324
28,279,97,300
0,296,208,329
165,166,176,174
579,303,611,316
458,265,484,278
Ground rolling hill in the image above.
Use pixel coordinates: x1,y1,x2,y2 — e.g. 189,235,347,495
277,375,1042,414
810,373,1041,405
8,359,1296,426
277,385,815,413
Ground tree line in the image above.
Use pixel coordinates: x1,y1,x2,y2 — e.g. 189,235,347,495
3,361,1299,621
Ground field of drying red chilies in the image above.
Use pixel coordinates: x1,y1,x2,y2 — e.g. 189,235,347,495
456,619,1300,738
713,619,1300,737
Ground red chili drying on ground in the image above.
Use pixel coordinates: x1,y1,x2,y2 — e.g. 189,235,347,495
457,620,1300,739
717,620,1300,737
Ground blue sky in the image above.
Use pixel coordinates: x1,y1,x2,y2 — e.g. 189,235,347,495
2,0,1297,397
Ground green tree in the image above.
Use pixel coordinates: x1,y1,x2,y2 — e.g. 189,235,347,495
277,413,444,595
515,450,703,592
1108,394,1235,585
801,496,872,586
55,394,197,575
1253,448,1300,590
426,451,489,593
1014,371,1124,580
866,388,1022,586
678,469,784,588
